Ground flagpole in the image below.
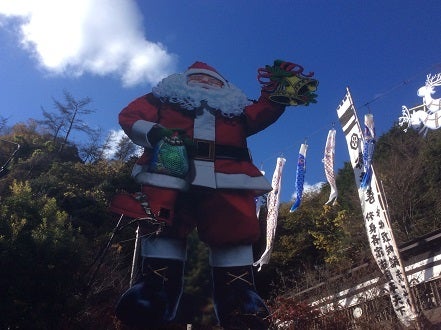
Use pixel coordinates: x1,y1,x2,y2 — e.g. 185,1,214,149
0,139,20,178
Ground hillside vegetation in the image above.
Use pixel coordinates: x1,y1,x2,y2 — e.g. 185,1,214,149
1,113,440,329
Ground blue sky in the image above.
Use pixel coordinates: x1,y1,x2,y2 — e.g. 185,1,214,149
1,0,440,202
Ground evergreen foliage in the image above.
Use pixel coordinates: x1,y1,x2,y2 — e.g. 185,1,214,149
0,108,440,328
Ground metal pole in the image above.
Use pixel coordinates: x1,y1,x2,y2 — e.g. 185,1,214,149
129,224,141,287
0,139,20,178
86,214,124,290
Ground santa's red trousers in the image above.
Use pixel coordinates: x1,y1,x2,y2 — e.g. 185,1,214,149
141,185,261,246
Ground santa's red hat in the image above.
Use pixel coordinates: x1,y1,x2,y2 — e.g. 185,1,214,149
185,61,227,85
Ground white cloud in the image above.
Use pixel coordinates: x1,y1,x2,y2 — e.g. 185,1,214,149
304,181,325,194
0,0,177,87
291,181,324,201
104,129,142,159
104,129,124,159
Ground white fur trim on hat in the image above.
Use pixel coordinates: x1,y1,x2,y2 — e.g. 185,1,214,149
186,62,227,85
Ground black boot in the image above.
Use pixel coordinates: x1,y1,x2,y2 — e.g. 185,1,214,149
115,257,184,327
212,265,270,329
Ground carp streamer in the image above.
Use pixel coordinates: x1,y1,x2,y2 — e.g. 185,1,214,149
290,143,307,212
254,157,286,271
323,129,338,205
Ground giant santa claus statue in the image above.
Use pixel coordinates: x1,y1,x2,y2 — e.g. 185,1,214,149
113,60,318,328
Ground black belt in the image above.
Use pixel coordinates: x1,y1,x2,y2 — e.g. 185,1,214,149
193,139,251,162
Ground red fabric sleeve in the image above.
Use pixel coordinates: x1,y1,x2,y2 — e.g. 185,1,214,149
118,93,161,135
243,90,286,136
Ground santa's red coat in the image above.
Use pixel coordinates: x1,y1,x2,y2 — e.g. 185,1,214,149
119,91,285,196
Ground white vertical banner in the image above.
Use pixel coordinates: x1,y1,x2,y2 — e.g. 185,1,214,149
336,88,418,326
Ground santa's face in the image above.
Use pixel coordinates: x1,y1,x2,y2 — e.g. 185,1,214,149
153,72,250,117
187,73,224,89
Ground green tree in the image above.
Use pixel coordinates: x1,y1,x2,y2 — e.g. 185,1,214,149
374,125,441,241
39,106,65,142
0,180,87,329
45,90,95,152
112,133,139,161
309,207,351,266
0,115,7,133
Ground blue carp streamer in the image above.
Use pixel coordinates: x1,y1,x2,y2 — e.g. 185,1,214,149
290,143,307,212
361,114,376,189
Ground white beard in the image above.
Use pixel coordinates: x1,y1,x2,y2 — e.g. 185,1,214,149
152,73,251,117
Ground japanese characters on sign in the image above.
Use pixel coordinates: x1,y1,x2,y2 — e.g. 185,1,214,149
337,88,417,326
